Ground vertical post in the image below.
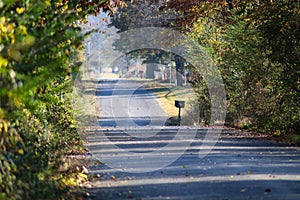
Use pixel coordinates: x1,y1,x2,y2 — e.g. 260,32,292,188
98,55,101,73
169,65,172,84
86,41,91,73
178,107,181,126
87,41,91,55
175,100,185,126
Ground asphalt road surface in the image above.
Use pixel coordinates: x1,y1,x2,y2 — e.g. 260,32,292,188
96,79,168,127
83,79,300,200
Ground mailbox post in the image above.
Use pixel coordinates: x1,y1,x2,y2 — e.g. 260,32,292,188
175,100,185,126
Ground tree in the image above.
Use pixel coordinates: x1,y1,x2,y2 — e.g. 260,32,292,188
189,0,300,135
0,0,111,198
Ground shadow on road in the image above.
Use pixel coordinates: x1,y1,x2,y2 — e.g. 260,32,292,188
83,128,300,200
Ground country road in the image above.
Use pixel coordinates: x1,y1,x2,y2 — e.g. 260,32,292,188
96,79,169,127
82,79,300,200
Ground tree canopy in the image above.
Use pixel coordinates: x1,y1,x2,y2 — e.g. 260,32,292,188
188,0,300,134
108,0,300,136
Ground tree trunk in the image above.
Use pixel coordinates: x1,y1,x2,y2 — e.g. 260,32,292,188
175,55,184,86
145,63,156,79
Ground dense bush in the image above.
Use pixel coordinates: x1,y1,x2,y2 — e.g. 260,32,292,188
0,0,110,199
189,0,300,136
1,84,83,199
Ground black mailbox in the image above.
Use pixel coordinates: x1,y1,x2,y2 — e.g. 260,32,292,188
175,100,185,108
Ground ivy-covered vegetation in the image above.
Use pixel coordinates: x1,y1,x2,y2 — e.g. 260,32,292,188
0,0,110,199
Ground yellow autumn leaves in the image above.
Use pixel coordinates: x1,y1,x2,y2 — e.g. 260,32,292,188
0,56,8,67
0,16,12,67
0,16,15,44
0,119,8,133
0,13,35,68
16,7,25,15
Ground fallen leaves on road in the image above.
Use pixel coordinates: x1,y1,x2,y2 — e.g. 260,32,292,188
240,188,247,192
111,175,117,181
264,188,271,193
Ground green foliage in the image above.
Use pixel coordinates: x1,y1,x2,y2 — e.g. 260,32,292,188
1,86,83,199
189,0,300,135
0,0,109,199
